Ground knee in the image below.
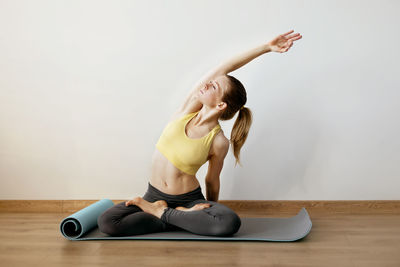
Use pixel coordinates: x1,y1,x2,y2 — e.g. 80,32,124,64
97,212,120,236
211,212,242,237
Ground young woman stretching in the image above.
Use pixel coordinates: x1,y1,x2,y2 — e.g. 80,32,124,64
97,30,302,237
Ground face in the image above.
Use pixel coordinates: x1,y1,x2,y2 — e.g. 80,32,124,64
198,75,228,110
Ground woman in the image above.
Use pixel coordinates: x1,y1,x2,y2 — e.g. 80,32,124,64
97,30,302,237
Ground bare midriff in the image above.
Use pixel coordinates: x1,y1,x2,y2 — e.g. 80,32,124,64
149,111,223,195
149,147,201,195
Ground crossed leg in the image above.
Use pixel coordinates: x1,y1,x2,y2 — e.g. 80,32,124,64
98,197,241,237
130,197,242,237
97,201,170,236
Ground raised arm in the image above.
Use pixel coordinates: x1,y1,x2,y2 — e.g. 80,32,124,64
216,30,302,74
214,43,271,75
176,30,302,115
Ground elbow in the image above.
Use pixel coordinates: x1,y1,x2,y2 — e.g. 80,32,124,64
205,179,220,188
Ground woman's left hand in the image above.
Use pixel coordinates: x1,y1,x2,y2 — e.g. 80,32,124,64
267,30,302,53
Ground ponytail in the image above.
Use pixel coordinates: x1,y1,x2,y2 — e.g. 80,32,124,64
230,106,252,167
219,74,253,167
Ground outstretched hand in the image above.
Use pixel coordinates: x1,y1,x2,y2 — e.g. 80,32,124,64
268,30,302,53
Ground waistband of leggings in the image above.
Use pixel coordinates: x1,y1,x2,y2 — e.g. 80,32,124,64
147,182,204,199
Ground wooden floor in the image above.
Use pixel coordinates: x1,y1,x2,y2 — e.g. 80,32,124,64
0,211,399,267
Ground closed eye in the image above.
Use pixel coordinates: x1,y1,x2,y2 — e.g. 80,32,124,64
210,81,216,90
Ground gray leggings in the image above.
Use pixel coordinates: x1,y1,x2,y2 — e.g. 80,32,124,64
97,182,241,237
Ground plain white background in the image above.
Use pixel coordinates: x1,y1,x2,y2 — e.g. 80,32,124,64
0,0,399,200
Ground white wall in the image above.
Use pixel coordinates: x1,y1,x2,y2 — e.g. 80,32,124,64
0,0,399,200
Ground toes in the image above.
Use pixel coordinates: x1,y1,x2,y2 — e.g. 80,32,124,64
193,203,211,210
125,197,142,206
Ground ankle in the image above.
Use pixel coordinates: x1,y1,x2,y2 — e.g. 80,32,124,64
157,206,169,219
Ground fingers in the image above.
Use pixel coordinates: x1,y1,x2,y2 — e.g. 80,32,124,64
282,30,294,36
289,34,302,41
279,33,300,53
284,32,302,42
125,200,135,206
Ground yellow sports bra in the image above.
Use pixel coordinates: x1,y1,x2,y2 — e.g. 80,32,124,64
155,111,221,175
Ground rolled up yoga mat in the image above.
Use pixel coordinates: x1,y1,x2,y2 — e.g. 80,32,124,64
60,199,312,242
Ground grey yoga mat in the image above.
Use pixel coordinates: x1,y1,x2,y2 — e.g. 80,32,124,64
60,199,312,242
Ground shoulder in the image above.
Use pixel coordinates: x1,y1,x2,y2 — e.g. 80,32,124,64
209,130,230,160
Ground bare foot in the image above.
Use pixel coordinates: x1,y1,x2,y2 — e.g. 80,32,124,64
125,197,168,219
176,203,211,212
125,197,142,207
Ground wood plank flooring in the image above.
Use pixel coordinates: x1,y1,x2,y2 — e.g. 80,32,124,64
0,211,399,267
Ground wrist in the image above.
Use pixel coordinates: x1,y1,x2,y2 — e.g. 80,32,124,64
263,44,272,53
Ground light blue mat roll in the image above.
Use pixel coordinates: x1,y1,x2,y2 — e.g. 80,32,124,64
60,199,114,239
60,199,312,242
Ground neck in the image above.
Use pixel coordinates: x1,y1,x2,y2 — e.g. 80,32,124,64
192,106,221,128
